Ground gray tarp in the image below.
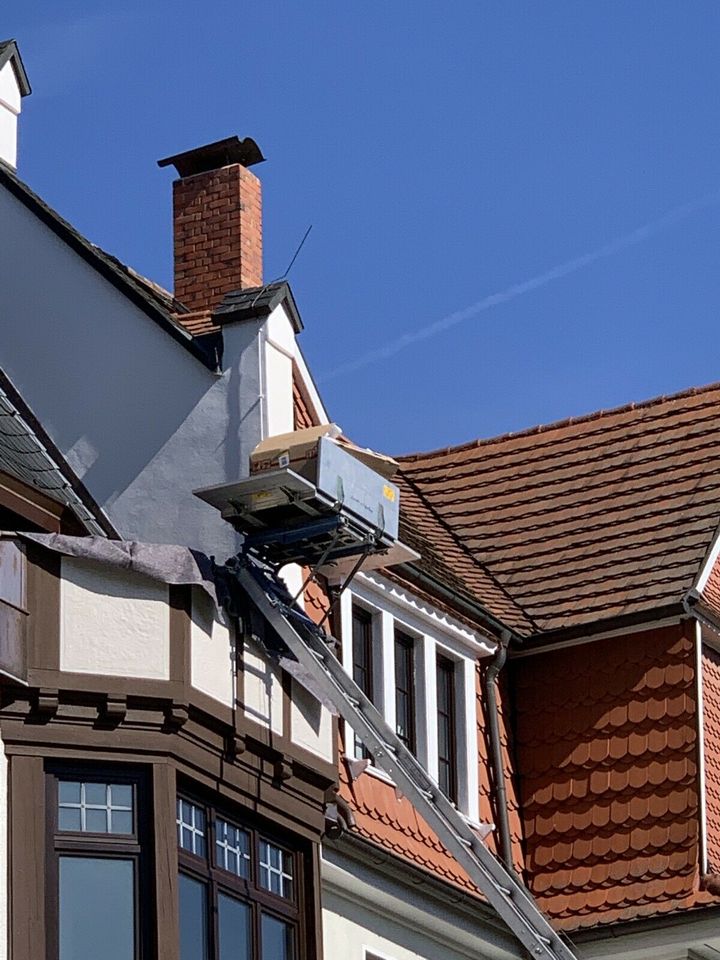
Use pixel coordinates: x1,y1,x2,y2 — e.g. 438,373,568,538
19,533,337,713
20,533,218,603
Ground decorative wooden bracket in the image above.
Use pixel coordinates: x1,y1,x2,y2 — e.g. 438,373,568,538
35,687,59,718
164,700,188,730
98,695,127,727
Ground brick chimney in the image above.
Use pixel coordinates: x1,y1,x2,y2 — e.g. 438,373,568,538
158,136,265,315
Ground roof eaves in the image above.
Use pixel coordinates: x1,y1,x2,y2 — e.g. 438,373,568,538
0,161,217,371
0,40,31,97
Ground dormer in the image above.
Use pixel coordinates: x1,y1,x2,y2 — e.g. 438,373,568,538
0,40,31,169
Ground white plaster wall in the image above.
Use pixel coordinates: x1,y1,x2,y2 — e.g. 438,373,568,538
263,304,295,437
191,589,234,707
243,639,283,734
0,732,7,960
0,60,20,169
60,558,170,679
322,851,521,960
290,680,333,761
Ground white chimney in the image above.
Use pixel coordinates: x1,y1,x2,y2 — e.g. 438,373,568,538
0,41,31,169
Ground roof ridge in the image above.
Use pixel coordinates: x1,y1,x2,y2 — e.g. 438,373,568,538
397,380,720,462
398,469,537,632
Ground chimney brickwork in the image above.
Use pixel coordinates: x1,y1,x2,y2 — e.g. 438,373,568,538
172,163,263,314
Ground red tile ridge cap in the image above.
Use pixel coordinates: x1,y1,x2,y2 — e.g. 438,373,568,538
397,380,720,462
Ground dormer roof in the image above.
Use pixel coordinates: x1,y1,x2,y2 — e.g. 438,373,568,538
0,40,31,97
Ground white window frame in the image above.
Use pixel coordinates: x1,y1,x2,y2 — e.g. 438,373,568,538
338,570,495,822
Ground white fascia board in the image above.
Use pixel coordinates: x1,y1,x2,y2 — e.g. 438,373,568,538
354,570,496,658
293,343,329,425
693,521,720,594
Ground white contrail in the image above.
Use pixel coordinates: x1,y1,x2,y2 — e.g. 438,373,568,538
320,189,720,382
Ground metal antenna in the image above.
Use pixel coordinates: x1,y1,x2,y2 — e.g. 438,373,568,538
280,224,313,279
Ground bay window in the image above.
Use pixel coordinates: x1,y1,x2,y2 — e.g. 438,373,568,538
177,796,304,960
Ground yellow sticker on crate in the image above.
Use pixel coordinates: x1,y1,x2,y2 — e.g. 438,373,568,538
383,485,396,502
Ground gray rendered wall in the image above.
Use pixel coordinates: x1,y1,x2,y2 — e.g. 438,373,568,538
0,185,264,560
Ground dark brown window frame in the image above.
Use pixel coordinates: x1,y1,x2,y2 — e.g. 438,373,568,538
436,653,459,803
394,628,417,755
177,789,311,960
351,604,374,760
45,763,154,960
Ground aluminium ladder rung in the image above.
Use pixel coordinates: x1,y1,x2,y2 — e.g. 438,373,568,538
235,559,579,960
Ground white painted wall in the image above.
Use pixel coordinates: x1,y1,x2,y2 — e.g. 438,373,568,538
60,557,170,679
263,304,295,437
0,59,21,168
191,589,234,706
322,849,521,960
290,679,333,761
242,639,283,734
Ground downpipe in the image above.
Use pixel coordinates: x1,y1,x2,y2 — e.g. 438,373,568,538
484,628,516,875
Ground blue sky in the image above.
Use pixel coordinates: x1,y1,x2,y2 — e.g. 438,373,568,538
5,2,720,454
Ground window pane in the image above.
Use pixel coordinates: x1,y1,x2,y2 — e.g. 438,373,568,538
259,840,294,899
352,607,373,761
112,810,133,835
59,856,134,960
85,808,108,833
84,782,107,806
179,874,208,960
58,781,81,804
436,656,458,803
58,807,81,832
112,784,133,807
216,818,250,878
261,914,294,960
177,798,206,858
394,631,416,753
58,780,134,835
218,893,251,960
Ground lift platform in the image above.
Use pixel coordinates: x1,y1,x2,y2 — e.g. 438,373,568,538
196,428,579,960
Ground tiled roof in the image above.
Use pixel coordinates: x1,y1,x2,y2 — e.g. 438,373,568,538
398,480,532,634
338,759,480,896
399,383,720,635
513,622,704,929
293,377,316,431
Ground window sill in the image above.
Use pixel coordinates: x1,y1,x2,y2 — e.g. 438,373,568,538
343,754,396,788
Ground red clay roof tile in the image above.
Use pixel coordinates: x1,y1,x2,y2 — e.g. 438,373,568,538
398,382,720,633
512,622,705,928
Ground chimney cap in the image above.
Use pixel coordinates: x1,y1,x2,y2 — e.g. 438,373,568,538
0,40,31,97
157,136,265,178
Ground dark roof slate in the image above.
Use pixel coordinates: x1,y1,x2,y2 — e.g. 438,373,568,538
0,40,31,97
215,281,303,333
